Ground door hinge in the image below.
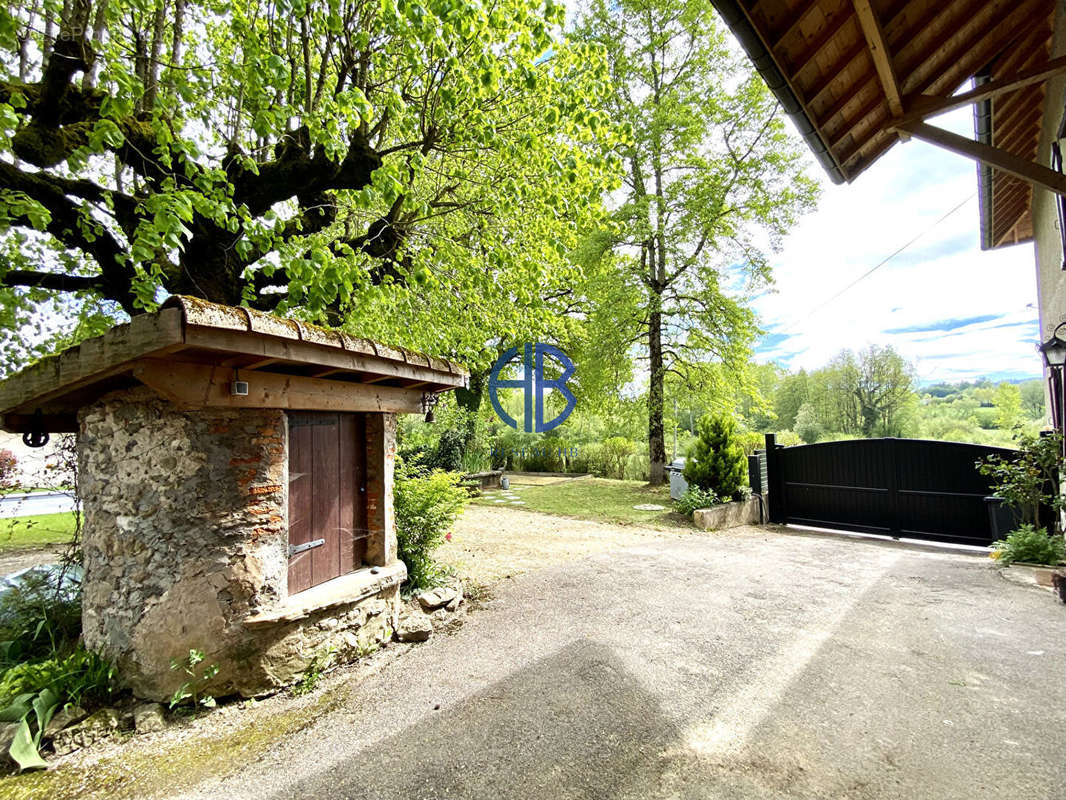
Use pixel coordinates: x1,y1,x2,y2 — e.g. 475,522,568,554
289,538,325,557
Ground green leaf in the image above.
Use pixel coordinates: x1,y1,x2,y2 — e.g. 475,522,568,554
9,719,47,771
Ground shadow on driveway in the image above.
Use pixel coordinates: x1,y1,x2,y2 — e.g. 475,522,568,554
276,640,679,800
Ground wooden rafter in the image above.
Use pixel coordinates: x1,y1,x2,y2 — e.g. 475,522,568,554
910,0,1047,98
851,0,903,116
894,121,1066,198
895,54,1066,129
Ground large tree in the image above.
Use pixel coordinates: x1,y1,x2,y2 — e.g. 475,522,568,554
574,0,818,483
0,0,617,356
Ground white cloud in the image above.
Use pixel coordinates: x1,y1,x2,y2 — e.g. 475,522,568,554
754,107,1040,384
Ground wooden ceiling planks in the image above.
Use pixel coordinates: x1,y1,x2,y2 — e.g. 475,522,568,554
984,13,1055,248
724,0,1057,248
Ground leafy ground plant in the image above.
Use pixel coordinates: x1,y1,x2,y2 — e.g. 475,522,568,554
978,431,1065,535
0,688,59,771
292,647,335,697
169,650,220,711
675,486,718,517
394,459,470,591
990,524,1066,566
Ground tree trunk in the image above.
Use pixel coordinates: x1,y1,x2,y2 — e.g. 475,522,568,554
648,292,667,485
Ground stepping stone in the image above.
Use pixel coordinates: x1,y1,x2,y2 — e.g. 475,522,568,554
633,503,667,511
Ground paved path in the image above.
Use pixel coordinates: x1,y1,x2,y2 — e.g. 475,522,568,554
0,491,74,518
181,524,1065,800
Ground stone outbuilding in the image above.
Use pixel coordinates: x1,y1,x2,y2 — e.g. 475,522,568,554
0,297,466,700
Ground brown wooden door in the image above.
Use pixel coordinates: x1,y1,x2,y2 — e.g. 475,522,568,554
288,412,367,594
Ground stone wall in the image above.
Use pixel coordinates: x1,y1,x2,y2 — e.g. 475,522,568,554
79,387,400,700
693,497,763,531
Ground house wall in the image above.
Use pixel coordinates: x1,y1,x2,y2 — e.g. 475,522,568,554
1032,0,1066,401
78,386,401,701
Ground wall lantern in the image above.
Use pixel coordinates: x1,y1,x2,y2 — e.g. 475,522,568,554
1039,321,1066,442
421,391,440,423
1039,321,1066,369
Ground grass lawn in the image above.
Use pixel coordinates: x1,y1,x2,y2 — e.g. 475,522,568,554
0,512,76,551
474,476,693,529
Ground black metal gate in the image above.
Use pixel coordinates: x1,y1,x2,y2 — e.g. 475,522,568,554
763,434,1015,546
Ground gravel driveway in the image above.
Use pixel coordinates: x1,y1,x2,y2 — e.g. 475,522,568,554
172,513,1066,800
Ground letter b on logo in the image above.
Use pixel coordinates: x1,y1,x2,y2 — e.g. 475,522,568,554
488,343,576,432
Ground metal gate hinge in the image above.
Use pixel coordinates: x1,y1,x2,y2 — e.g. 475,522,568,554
289,538,325,557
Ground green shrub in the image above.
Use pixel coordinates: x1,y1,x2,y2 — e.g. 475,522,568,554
601,437,636,479
675,486,718,516
427,428,466,472
991,524,1065,566
794,403,824,444
394,460,469,591
683,415,747,500
775,430,803,448
0,568,82,665
0,646,118,770
734,430,765,456
0,646,116,710
971,407,999,430
978,431,1065,533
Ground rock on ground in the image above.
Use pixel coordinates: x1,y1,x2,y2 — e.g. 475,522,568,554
52,708,121,756
134,703,167,735
395,613,433,642
417,587,459,611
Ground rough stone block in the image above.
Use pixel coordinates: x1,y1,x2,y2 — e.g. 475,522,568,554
133,703,166,734
396,613,433,642
52,708,121,756
693,498,762,531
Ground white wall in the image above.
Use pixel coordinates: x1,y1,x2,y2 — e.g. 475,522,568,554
1030,0,1066,423
0,432,69,489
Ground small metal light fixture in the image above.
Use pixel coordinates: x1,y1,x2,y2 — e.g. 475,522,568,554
22,409,49,449
421,391,440,423
231,367,249,397
1039,321,1066,443
1039,321,1066,369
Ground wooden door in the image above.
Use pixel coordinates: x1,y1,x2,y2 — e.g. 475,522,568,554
288,412,367,594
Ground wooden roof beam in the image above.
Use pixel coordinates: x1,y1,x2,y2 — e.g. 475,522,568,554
133,360,424,415
893,54,1066,129
895,121,1066,198
908,0,1047,99
851,0,903,117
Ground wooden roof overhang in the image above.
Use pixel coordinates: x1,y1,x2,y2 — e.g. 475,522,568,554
711,0,1063,250
0,296,468,434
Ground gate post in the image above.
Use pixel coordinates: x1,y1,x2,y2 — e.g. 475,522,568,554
764,433,785,524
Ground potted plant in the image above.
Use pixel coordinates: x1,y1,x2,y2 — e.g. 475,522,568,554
978,432,1066,581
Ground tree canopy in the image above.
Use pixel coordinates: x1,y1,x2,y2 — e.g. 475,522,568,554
0,0,619,367
573,0,818,482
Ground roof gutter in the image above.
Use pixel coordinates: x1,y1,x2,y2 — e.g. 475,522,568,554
973,73,995,251
710,0,846,185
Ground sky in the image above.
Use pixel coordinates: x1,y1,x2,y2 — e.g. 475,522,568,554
752,105,1042,385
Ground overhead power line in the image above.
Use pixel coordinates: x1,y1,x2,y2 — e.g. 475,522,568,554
780,192,977,334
